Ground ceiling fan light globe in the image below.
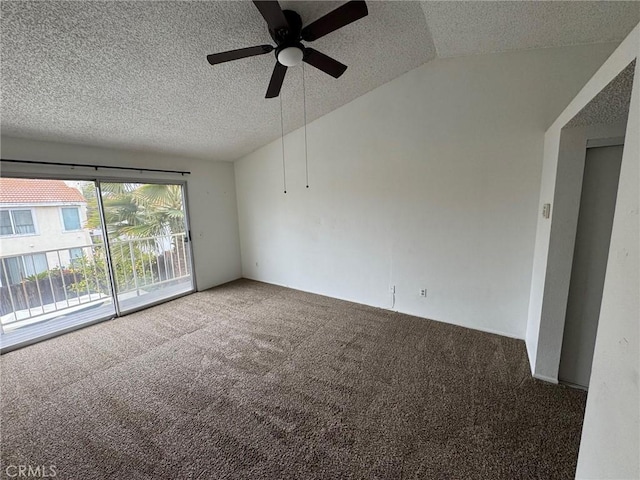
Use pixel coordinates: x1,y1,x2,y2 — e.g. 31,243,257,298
277,47,304,67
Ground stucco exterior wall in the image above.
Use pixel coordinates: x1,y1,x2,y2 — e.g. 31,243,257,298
0,203,91,265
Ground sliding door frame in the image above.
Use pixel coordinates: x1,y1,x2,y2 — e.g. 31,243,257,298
96,178,197,316
0,172,197,352
95,180,121,318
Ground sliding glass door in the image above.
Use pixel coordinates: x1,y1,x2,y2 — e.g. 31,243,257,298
0,177,194,351
98,181,193,314
0,178,116,349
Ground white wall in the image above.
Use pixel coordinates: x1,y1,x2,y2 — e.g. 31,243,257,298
0,137,242,290
527,32,640,380
235,43,616,339
527,29,639,383
577,60,639,480
577,76,639,475
521,23,639,478
527,121,628,382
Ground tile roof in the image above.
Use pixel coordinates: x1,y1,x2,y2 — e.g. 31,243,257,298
0,178,86,204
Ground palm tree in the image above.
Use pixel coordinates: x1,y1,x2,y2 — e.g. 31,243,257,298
85,183,186,241
83,182,188,287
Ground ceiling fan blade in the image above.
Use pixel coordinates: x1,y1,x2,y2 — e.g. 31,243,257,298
266,62,287,98
207,45,273,65
253,1,289,32
303,48,347,78
301,0,368,42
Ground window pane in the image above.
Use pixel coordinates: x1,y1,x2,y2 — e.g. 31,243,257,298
0,257,16,285
1,257,25,284
0,211,13,235
62,207,81,231
12,210,35,234
69,247,83,266
24,253,48,277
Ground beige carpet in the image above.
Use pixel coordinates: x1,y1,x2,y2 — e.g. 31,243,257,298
1,279,586,479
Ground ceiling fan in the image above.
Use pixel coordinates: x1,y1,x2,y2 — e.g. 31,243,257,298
206,0,368,98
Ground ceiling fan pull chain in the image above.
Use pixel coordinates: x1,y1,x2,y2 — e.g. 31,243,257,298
280,93,287,194
303,63,309,189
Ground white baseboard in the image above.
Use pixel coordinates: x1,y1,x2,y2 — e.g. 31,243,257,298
240,276,525,341
533,373,558,384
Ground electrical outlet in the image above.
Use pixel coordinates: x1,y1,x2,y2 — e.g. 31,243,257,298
419,288,427,297
389,285,396,294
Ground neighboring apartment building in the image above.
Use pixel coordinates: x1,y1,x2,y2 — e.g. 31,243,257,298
0,178,91,286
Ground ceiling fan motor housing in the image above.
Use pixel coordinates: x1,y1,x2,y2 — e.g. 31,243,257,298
270,10,303,45
271,10,305,66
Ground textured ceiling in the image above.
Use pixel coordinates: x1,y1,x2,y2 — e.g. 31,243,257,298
566,60,636,128
421,1,640,57
1,1,639,162
1,1,434,161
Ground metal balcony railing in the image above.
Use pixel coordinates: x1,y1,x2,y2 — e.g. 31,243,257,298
0,232,191,332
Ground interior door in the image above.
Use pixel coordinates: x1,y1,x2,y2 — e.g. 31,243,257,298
98,181,194,314
559,145,623,389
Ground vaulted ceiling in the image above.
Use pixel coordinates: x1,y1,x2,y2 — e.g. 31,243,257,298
2,1,639,161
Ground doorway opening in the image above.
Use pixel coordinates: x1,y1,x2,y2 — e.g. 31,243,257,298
558,144,623,389
549,60,635,386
